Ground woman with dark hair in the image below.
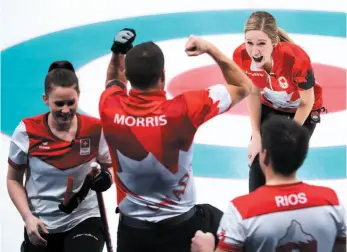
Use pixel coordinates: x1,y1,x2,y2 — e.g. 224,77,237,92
7,61,113,252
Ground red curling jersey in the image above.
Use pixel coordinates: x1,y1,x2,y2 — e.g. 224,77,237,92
99,81,232,222
8,113,111,232
217,182,346,252
233,42,323,113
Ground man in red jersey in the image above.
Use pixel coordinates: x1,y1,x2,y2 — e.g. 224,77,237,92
98,28,252,251
191,115,346,252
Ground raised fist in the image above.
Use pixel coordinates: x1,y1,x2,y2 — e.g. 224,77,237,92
185,35,210,57
111,28,136,54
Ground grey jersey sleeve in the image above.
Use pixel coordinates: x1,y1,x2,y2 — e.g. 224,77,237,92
8,121,29,167
216,202,246,251
97,129,112,165
335,204,346,243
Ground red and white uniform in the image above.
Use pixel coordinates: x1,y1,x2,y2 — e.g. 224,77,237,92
8,113,112,233
99,81,232,222
233,42,323,113
217,182,346,252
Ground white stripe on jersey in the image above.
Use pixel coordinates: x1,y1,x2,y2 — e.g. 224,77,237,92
207,84,232,114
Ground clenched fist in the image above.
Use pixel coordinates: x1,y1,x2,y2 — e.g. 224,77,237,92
191,230,215,252
185,35,211,57
111,28,136,54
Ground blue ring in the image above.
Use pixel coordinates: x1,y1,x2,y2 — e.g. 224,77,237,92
1,9,346,179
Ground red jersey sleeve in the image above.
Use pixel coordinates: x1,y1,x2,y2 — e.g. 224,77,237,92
99,79,127,116
182,84,232,128
292,47,316,91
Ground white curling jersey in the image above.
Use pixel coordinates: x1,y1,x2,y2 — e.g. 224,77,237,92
217,182,346,252
8,113,112,233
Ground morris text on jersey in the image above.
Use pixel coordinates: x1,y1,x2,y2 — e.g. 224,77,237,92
114,113,167,127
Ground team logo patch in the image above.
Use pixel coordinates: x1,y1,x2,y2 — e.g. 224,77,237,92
80,138,91,155
278,76,289,89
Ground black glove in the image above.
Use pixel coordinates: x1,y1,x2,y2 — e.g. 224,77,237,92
59,174,93,214
90,162,112,192
111,28,136,54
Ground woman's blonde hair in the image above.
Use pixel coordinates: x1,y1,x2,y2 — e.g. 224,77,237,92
244,11,294,43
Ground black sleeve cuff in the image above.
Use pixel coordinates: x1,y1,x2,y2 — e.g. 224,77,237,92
297,69,315,90
106,79,126,90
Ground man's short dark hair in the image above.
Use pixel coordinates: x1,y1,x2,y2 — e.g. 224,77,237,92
125,41,164,90
261,115,310,175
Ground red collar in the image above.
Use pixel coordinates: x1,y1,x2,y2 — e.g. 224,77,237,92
120,89,167,116
128,89,167,103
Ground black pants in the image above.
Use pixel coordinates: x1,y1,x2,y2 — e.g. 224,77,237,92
21,217,105,252
249,104,321,192
116,204,223,252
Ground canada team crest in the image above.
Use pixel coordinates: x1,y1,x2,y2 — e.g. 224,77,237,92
278,76,289,89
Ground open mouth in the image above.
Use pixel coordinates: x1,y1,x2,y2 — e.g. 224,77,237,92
253,56,263,63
